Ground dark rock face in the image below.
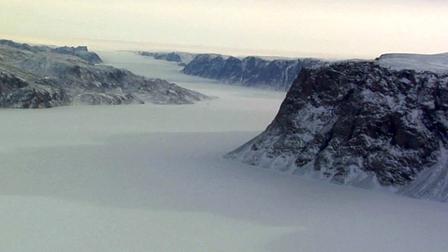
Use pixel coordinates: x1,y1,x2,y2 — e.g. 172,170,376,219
0,72,69,108
138,51,322,90
0,40,208,108
182,54,322,90
228,61,448,201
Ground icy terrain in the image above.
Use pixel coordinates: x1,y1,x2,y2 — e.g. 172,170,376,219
378,53,448,73
1,52,448,252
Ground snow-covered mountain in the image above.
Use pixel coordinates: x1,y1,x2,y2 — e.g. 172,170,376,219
183,54,323,91
227,57,448,202
139,51,323,91
0,40,208,108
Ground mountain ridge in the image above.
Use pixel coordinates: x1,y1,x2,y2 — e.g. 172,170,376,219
139,51,323,91
0,40,208,108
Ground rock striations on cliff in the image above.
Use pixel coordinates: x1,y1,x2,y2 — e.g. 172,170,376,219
182,54,322,91
0,40,208,108
138,51,322,91
227,56,448,202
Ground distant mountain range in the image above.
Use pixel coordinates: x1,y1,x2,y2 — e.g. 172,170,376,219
0,40,208,108
138,51,323,91
138,51,196,65
227,53,448,202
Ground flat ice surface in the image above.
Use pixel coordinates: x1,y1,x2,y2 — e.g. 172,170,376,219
378,53,448,73
1,52,448,252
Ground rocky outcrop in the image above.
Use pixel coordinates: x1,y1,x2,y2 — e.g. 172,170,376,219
227,60,448,201
0,40,208,108
138,51,196,66
0,72,69,108
138,51,322,91
52,46,103,64
139,52,182,63
182,54,322,90
0,40,102,64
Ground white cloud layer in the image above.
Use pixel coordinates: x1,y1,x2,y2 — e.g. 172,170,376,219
0,0,447,58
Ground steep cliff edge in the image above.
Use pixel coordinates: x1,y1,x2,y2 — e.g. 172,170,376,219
227,60,448,201
138,51,322,91
182,54,322,90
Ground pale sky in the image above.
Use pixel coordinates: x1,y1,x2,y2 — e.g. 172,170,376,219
0,0,447,58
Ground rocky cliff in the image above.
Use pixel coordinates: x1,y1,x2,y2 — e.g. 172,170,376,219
138,51,196,66
52,46,103,64
182,54,322,90
138,51,322,91
0,40,208,108
227,59,448,201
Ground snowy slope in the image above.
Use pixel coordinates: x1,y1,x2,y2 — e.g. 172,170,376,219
401,146,448,201
378,52,448,73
